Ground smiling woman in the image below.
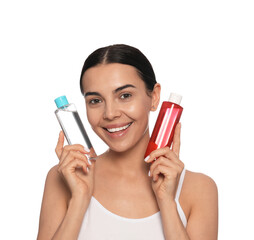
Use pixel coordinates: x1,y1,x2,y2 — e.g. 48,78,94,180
81,63,158,152
37,44,218,240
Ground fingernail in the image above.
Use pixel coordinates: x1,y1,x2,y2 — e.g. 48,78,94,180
84,147,90,152
86,167,89,173
148,170,151,177
88,159,92,165
144,156,150,162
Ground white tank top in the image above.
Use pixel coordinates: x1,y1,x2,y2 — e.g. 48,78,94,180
78,168,187,240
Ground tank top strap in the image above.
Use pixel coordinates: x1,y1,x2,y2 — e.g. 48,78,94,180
175,167,186,201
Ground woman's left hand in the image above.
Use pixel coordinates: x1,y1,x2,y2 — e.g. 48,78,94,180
145,123,184,202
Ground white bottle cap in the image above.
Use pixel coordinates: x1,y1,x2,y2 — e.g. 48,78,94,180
168,93,182,105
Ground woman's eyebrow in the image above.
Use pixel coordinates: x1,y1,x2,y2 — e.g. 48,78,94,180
84,91,101,97
84,84,136,97
114,84,136,93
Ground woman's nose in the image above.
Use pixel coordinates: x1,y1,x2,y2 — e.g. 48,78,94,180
103,102,121,120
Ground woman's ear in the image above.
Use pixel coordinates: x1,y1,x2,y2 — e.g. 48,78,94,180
151,83,161,111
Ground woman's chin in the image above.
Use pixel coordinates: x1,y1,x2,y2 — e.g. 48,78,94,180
107,144,131,153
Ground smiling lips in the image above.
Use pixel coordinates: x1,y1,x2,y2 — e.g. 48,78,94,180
106,123,132,133
103,122,133,133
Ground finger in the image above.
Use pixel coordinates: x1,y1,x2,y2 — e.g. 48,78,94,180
152,163,181,183
55,131,65,159
64,144,91,153
172,122,181,158
151,164,171,182
149,156,183,181
145,147,178,163
145,147,184,170
149,156,178,175
59,150,91,169
60,144,90,162
60,158,90,177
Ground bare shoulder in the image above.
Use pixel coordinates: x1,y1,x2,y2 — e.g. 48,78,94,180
42,164,71,209
184,170,218,193
43,164,70,198
181,170,218,239
182,170,218,207
37,164,70,239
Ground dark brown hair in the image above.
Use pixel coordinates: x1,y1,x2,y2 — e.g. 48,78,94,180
80,44,157,95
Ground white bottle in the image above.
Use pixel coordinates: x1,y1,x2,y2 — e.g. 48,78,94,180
54,95,96,160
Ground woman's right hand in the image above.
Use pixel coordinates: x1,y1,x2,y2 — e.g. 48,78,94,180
55,131,96,200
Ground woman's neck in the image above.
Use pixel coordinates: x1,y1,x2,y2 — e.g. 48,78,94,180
102,130,151,178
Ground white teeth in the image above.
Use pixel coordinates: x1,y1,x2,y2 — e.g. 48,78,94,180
106,123,132,133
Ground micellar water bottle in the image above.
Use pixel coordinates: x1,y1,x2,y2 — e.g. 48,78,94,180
144,93,183,158
54,95,96,160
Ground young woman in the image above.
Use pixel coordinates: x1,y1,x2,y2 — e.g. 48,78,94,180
37,44,218,240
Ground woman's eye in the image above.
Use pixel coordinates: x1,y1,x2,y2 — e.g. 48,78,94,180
120,93,132,99
89,99,101,104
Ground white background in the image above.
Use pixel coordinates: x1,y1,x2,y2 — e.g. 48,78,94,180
0,0,253,239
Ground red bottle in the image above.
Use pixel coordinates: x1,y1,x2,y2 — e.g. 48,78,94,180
144,93,183,158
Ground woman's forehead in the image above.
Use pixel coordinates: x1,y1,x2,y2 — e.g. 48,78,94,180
82,63,145,93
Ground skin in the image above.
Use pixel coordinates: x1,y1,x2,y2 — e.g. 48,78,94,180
37,63,218,240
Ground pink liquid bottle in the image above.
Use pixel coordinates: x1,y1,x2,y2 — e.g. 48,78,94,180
144,93,183,158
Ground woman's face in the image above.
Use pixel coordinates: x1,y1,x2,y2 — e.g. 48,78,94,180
81,63,158,152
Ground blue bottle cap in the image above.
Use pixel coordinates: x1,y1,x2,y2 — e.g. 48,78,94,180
55,95,69,108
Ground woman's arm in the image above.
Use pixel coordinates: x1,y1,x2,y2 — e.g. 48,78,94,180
158,198,189,240
185,172,218,240
146,123,218,239
37,166,90,240
52,192,90,240
37,132,95,239
158,172,218,240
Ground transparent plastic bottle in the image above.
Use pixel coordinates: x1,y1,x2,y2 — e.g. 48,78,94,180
144,93,183,158
54,95,96,160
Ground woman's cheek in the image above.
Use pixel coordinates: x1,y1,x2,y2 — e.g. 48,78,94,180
127,100,150,117
87,108,100,127
124,104,136,114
